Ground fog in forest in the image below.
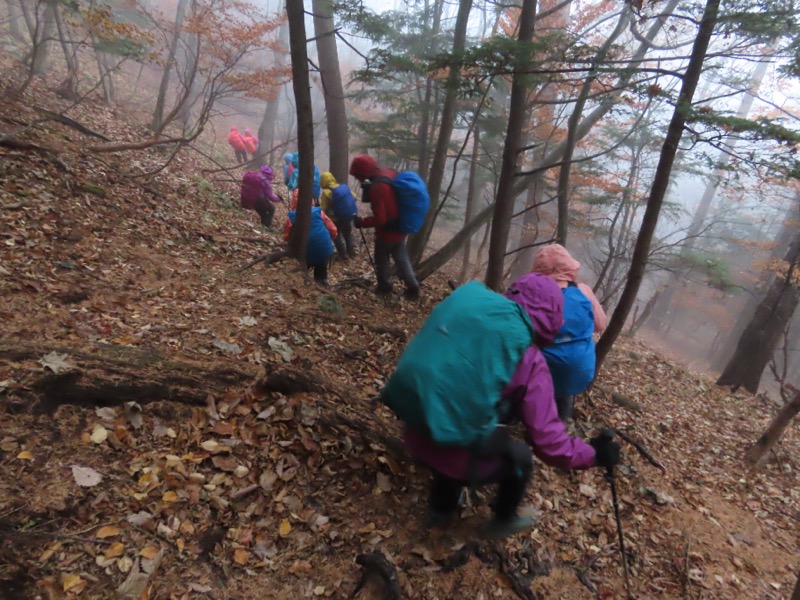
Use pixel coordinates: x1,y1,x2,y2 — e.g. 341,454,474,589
2,0,799,400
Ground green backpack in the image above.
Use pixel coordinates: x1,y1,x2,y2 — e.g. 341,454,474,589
380,281,535,447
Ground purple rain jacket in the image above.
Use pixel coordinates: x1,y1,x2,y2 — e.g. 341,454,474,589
403,273,597,481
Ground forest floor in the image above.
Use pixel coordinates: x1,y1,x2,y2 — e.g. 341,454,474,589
1,68,799,600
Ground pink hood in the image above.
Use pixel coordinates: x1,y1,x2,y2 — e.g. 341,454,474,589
503,272,564,346
532,244,581,283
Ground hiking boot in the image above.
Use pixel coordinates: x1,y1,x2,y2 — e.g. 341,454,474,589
425,509,455,529
404,287,421,301
482,515,536,539
373,285,393,296
315,278,329,288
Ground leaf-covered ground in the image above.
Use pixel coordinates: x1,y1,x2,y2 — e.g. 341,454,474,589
1,72,798,600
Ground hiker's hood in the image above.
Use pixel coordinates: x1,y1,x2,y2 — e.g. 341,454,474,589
532,243,580,283
259,165,274,181
230,126,238,132
291,152,299,167
349,154,379,180
503,273,564,346
283,153,293,164
244,129,253,135
320,171,337,189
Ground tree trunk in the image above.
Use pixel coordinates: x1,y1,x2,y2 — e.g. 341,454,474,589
258,14,289,166
416,0,444,181
312,0,349,182
791,570,800,600
151,0,190,132
6,0,25,41
459,124,481,282
287,0,313,266
53,2,78,100
716,224,800,393
408,0,473,264
554,7,632,244
744,390,800,466
595,0,721,372
31,0,56,75
648,56,771,330
484,0,536,291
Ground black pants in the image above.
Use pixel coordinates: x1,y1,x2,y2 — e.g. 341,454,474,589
254,198,275,228
555,396,574,422
309,261,328,285
428,431,533,521
333,217,356,258
234,149,247,163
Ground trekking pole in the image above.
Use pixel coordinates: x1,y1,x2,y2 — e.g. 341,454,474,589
358,227,376,272
599,429,633,600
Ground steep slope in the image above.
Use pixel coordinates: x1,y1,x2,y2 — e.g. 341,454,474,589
0,76,797,600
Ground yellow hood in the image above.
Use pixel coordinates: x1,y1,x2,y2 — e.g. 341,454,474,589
320,171,338,189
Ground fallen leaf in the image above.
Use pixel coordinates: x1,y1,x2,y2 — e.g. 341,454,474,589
212,339,242,355
289,560,312,575
105,542,125,559
139,546,159,560
90,425,108,444
268,337,294,362
376,472,392,492
314,586,325,596
212,455,238,472
579,484,597,498
162,491,178,503
201,440,223,453
41,351,74,374
71,465,102,487
279,519,292,537
239,316,257,327
233,548,249,565
96,525,121,538
16,450,33,460
62,573,86,594
123,402,143,430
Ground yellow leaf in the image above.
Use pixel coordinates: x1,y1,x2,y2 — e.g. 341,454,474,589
176,538,185,553
139,546,159,560
96,525,121,539
104,542,125,558
279,519,292,537
90,425,108,444
16,450,33,460
314,586,325,596
62,573,86,593
162,491,178,503
233,548,249,565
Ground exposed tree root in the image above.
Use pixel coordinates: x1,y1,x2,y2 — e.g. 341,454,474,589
439,541,544,600
0,341,257,411
351,551,402,600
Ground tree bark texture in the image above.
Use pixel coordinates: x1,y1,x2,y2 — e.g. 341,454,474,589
408,0,473,264
53,2,78,100
484,0,536,291
716,224,800,393
286,0,313,265
595,0,721,373
7,0,25,41
459,123,481,282
312,0,349,182
31,0,56,75
151,0,189,132
744,390,800,466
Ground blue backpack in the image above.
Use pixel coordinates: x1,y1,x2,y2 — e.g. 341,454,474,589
380,281,535,447
287,207,334,265
543,283,596,397
374,171,430,234
330,184,357,221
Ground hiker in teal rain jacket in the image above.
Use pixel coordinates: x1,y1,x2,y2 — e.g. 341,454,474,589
403,273,620,538
287,152,321,200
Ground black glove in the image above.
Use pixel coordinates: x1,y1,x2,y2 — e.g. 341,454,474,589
590,429,621,470
353,215,363,229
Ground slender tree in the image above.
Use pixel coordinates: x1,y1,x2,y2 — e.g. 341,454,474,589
408,0,473,264
286,0,313,265
595,0,722,371
258,12,289,166
312,0,349,182
151,0,190,131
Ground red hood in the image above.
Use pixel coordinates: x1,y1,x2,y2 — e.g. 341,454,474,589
349,154,380,180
